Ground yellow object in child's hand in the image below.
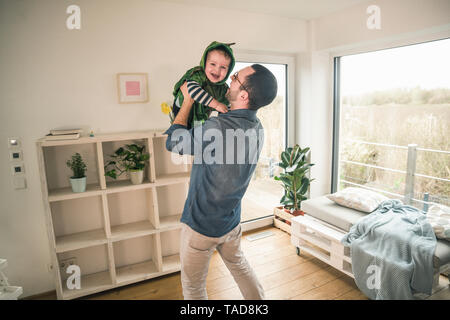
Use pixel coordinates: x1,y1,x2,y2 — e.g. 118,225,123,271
161,102,172,115
161,102,174,124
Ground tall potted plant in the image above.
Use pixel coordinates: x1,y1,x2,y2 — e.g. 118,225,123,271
66,152,87,193
104,144,150,185
274,145,314,228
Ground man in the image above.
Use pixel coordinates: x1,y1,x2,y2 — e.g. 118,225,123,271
165,64,278,300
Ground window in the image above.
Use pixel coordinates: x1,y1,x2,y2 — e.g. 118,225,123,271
333,39,450,210
227,57,292,225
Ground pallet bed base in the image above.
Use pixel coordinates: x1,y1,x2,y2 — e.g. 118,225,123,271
291,214,353,278
290,214,446,295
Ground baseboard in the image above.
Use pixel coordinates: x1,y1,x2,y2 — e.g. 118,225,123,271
21,290,56,300
241,216,274,233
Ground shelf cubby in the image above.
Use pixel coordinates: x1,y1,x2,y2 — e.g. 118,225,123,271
112,234,161,285
107,188,158,241
152,135,192,180
50,196,107,253
155,183,187,230
160,229,181,273
102,138,153,188
57,244,113,300
43,143,101,192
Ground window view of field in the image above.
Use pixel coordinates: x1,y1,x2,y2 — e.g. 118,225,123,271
228,62,286,222
339,39,450,209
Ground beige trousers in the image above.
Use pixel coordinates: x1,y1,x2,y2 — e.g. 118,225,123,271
180,223,265,300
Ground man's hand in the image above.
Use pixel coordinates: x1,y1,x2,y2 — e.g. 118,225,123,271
180,82,193,104
209,99,228,113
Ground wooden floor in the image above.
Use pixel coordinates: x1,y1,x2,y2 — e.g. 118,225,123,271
31,226,449,300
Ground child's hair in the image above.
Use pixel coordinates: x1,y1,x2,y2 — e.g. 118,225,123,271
206,47,232,62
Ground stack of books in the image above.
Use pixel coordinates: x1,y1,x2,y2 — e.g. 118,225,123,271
45,128,82,141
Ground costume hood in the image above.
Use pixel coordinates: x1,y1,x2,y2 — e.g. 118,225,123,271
199,41,236,85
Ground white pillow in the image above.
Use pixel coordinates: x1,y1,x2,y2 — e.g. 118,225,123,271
426,204,450,241
327,187,389,213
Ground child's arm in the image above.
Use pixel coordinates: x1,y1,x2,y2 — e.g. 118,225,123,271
186,81,228,113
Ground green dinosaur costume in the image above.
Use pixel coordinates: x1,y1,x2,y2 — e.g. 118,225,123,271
172,41,236,128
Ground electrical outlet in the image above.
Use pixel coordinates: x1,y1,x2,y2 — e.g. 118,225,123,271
60,257,77,274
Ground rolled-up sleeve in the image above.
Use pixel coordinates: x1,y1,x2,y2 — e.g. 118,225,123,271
164,118,222,158
164,124,192,155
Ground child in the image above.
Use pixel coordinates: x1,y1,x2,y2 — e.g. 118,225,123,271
172,41,236,129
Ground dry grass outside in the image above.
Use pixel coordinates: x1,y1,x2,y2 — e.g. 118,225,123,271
339,102,450,207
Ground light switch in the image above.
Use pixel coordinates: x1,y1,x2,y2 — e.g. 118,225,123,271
7,137,21,148
9,150,23,161
13,176,27,189
11,163,25,175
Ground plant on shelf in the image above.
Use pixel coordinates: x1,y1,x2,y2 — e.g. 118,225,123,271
66,152,87,193
104,144,150,185
274,144,314,217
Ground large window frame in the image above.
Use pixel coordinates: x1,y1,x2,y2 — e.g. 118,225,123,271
331,36,450,205
233,51,296,231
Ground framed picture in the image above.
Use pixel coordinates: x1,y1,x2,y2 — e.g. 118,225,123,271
117,73,149,104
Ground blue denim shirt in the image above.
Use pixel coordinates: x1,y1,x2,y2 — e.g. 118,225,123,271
164,109,264,237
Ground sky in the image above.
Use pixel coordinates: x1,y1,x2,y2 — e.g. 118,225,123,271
341,38,450,96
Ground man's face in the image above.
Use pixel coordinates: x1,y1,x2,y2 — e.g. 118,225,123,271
204,50,231,83
225,66,254,104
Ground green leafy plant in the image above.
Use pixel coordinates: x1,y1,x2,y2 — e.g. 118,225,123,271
274,145,314,212
104,144,150,179
66,152,87,179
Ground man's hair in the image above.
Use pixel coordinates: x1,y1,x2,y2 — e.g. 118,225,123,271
244,64,278,110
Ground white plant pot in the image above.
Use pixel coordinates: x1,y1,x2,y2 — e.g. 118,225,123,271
70,176,86,193
130,170,144,185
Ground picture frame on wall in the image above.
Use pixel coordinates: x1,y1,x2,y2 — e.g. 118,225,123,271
117,73,149,104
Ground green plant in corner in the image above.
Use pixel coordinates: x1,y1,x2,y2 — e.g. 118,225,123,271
274,144,314,213
66,152,87,178
104,144,150,179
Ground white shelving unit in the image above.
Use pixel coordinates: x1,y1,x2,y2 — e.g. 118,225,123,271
37,131,192,300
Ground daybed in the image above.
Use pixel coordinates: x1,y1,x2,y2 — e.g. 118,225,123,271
290,195,450,297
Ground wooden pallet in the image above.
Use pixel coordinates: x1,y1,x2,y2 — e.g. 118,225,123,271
290,214,354,278
273,206,305,235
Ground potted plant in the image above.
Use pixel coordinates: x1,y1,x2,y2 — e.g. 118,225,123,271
104,144,150,185
66,152,87,193
273,145,314,231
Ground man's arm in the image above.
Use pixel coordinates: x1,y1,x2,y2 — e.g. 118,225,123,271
165,82,197,155
186,81,228,114
173,82,194,126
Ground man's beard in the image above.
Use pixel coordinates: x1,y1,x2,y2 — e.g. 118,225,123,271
225,88,239,104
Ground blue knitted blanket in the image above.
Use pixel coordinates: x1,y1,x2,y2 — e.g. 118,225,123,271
341,199,436,299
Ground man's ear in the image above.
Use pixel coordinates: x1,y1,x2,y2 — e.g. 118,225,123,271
240,90,249,103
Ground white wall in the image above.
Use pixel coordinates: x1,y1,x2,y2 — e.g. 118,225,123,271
297,0,450,197
0,0,307,297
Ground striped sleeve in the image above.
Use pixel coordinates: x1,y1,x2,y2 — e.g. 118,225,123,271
186,80,213,106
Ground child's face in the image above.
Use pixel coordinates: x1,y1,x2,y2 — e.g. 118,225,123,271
204,50,231,83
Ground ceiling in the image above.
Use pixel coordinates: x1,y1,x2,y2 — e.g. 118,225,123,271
158,0,370,20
